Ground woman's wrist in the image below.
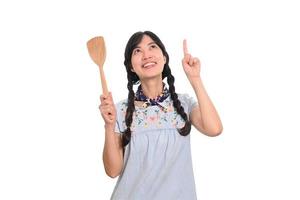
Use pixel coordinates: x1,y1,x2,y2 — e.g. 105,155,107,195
188,75,202,87
104,123,115,131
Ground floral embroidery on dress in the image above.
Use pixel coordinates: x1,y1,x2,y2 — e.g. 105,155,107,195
117,96,187,132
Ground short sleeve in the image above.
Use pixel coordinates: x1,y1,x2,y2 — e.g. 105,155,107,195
114,100,127,134
178,93,198,114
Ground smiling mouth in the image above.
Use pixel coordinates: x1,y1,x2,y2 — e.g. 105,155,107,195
143,62,157,69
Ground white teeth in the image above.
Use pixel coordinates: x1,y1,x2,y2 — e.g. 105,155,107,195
143,62,156,68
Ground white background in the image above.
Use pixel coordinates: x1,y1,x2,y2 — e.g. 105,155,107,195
1,0,299,199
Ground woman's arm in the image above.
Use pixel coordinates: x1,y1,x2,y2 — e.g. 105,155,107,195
182,40,223,136
99,93,124,178
102,125,124,178
189,77,223,136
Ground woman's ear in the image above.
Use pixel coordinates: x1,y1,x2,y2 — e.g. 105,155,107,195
163,56,166,64
131,68,135,72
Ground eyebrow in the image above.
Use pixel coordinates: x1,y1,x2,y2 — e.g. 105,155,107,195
135,42,157,49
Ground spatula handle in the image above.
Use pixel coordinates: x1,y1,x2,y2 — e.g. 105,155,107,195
99,66,109,95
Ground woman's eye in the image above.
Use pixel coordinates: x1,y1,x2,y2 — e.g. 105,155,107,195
133,49,141,55
150,44,157,49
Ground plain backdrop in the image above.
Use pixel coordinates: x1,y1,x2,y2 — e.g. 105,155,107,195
0,0,299,199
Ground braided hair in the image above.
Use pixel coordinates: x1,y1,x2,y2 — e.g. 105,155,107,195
122,31,191,147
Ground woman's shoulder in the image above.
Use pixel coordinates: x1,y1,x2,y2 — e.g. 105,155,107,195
177,93,198,114
115,98,128,110
115,98,128,105
115,98,146,111
177,93,194,101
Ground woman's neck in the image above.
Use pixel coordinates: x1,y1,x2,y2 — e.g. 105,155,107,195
140,79,163,99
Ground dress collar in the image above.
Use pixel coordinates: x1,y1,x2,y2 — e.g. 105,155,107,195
135,82,170,111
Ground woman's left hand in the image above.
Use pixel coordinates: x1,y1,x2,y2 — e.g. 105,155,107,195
182,39,201,81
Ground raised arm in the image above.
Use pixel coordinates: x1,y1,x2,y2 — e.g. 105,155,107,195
182,40,223,136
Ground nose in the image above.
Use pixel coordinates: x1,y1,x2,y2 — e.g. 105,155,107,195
142,49,153,60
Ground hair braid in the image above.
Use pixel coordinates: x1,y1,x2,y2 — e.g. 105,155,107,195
122,72,135,147
166,66,191,136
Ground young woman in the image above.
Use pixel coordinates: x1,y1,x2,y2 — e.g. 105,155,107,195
99,31,223,199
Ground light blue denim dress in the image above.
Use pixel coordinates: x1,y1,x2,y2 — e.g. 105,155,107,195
111,93,198,200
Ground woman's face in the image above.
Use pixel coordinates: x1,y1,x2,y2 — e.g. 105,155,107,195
130,35,166,81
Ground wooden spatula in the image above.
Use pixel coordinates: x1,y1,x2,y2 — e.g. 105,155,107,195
87,36,109,95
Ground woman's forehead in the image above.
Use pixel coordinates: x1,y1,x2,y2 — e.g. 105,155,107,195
138,35,154,45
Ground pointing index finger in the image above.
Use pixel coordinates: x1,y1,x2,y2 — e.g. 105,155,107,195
183,39,188,55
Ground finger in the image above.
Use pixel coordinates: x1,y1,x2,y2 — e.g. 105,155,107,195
193,57,200,65
102,93,109,99
99,105,108,114
100,95,104,102
108,92,114,103
183,39,189,55
99,105,112,113
104,110,113,116
100,94,108,102
105,106,114,114
101,95,113,105
183,53,191,63
103,99,113,106
103,114,113,122
102,92,113,103
189,56,194,66
100,104,112,112
99,106,105,116
100,109,113,120
106,105,116,113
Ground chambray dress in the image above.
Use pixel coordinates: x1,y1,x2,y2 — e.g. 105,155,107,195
111,93,198,200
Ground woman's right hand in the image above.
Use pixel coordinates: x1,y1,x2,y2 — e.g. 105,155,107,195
99,92,117,127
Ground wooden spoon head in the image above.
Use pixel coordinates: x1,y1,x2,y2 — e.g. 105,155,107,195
87,36,106,67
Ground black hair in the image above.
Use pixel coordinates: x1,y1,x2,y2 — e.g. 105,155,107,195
122,31,191,147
